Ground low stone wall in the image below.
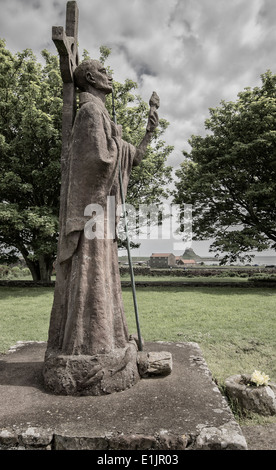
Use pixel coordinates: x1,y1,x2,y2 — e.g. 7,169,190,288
120,266,151,276
121,280,276,288
0,278,275,289
0,427,53,450
0,426,189,450
0,280,55,288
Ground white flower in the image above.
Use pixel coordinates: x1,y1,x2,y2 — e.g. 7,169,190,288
250,370,270,387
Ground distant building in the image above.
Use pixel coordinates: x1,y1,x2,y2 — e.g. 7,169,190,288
176,257,196,266
149,253,176,268
183,259,196,266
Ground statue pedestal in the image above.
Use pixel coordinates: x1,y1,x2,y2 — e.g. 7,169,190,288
43,341,140,396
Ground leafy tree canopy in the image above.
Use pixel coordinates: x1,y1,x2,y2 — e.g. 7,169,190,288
174,71,276,263
0,39,62,280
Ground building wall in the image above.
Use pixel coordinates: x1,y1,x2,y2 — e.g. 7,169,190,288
149,254,176,268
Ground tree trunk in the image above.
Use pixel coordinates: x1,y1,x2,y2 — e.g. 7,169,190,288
26,259,40,281
38,255,53,282
22,253,53,282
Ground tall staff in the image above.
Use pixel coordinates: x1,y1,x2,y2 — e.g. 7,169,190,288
112,89,143,352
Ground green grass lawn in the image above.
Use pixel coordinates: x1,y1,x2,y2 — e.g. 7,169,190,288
123,286,276,386
0,284,275,387
0,286,53,353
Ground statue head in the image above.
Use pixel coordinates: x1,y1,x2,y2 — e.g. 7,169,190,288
74,59,113,94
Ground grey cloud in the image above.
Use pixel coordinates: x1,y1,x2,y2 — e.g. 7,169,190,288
114,43,157,83
1,0,276,170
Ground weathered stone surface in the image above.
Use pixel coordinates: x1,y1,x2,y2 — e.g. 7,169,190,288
44,4,160,396
157,430,188,450
43,342,140,396
54,434,109,450
19,426,53,448
0,341,249,450
0,429,18,448
0,426,53,450
53,432,187,450
225,374,276,416
195,421,247,450
138,351,173,377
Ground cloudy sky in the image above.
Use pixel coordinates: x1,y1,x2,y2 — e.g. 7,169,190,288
1,0,276,257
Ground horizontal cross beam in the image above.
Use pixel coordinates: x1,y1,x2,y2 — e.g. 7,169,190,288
52,1,79,84
52,25,78,83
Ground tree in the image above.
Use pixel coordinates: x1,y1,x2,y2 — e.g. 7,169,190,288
0,40,62,280
174,71,276,263
0,41,173,279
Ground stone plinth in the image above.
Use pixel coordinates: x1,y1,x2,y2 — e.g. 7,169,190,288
0,341,247,450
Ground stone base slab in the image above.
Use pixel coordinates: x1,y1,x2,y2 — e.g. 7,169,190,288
0,341,247,450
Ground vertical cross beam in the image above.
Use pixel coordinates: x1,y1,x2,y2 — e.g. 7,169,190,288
53,0,79,161
52,1,79,245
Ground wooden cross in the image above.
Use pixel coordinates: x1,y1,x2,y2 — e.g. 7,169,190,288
52,1,79,84
52,1,79,238
52,1,79,158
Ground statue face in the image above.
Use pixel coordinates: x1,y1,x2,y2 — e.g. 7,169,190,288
87,61,113,94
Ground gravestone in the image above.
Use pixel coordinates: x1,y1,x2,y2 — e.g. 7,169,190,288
43,1,172,396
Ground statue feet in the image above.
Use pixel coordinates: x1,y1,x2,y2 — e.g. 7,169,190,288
43,339,173,396
43,341,140,396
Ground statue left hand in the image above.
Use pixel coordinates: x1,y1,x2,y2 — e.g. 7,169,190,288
147,110,159,133
146,91,160,132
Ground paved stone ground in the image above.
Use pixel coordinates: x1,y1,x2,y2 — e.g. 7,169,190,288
0,341,273,451
240,424,276,451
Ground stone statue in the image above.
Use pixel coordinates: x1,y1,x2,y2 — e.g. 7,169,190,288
43,1,172,396
43,59,159,395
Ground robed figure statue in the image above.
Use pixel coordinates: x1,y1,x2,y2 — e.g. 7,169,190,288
43,59,159,395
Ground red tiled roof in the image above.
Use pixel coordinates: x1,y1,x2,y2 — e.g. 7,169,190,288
150,253,173,258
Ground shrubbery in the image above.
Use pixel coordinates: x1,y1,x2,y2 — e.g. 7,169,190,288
0,265,30,279
248,274,276,283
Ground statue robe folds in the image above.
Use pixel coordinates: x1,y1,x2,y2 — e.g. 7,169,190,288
43,92,140,395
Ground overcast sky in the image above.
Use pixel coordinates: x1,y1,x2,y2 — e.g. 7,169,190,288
1,0,276,257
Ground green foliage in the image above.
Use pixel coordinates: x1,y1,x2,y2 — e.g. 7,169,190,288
248,273,276,283
174,71,276,263
0,40,62,280
0,264,30,279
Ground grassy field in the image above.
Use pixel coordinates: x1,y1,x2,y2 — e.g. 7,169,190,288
0,286,53,353
1,284,275,423
0,284,275,383
123,286,276,385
